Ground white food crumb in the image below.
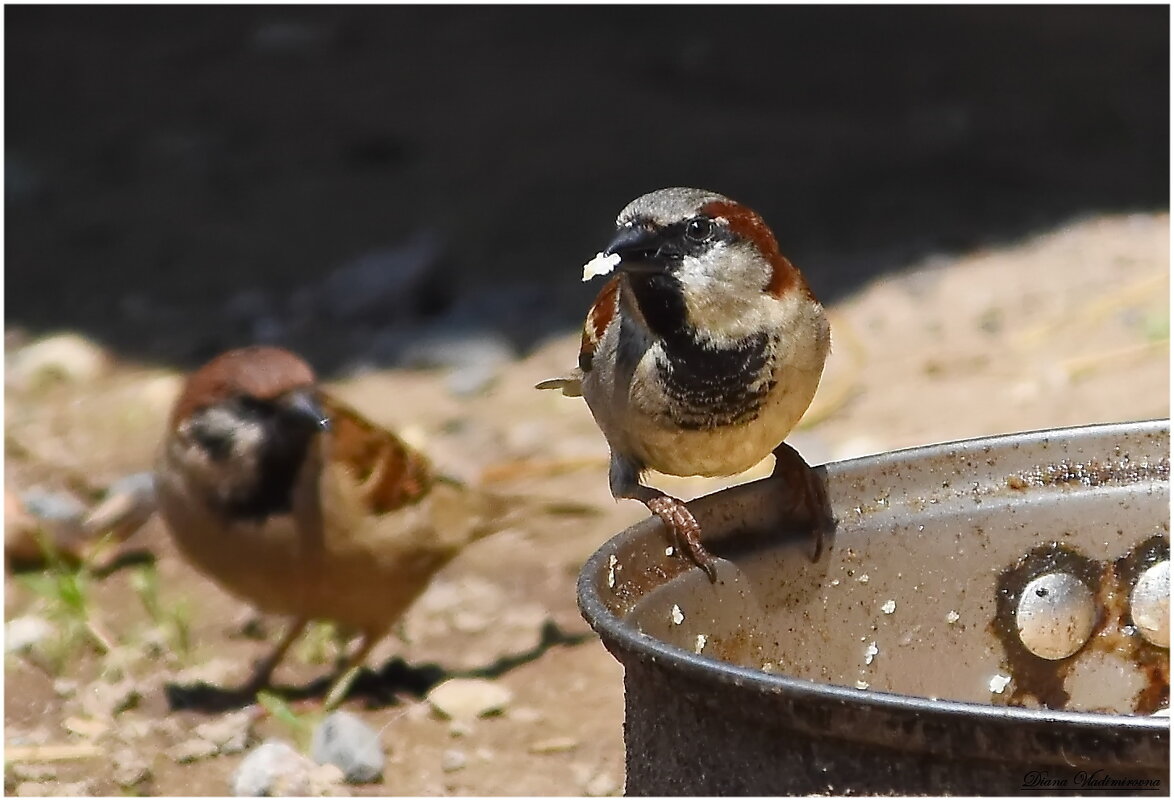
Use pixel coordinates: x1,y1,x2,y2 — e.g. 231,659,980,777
855,680,870,690
665,546,674,557
858,573,870,583
830,579,840,587
881,599,896,615
761,662,774,673
946,610,960,624
989,674,1011,694
670,604,684,625
607,554,618,589
864,641,879,665
694,634,707,654
582,251,621,282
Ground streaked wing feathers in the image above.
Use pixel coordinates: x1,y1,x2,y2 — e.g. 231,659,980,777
320,393,433,515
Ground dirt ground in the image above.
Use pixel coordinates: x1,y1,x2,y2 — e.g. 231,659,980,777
3,6,1170,797
4,211,1168,796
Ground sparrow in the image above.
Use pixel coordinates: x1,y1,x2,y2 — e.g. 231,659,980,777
538,187,834,579
154,346,510,707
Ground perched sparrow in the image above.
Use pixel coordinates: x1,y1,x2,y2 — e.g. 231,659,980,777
539,187,833,579
155,346,508,706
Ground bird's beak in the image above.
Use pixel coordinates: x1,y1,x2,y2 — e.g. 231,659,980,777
604,226,670,274
282,389,331,432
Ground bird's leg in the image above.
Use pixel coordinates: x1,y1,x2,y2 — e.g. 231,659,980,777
322,632,376,711
241,617,307,695
610,455,717,582
771,442,835,561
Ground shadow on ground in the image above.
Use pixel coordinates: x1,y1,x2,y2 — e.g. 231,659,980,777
6,5,1169,373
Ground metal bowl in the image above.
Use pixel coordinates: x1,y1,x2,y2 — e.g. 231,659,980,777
579,421,1170,795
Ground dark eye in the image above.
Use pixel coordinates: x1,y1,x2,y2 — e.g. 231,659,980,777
684,217,715,243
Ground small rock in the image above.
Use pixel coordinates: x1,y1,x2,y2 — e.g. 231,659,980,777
83,472,157,540
52,678,78,698
585,771,619,797
528,736,578,754
6,487,95,569
15,780,94,797
426,678,513,721
5,615,55,654
310,711,384,784
233,740,323,796
113,714,156,743
169,737,219,764
395,328,515,397
194,709,255,754
508,706,543,724
111,747,152,787
80,678,140,718
173,658,238,687
62,716,109,740
440,749,467,773
8,333,110,388
9,763,57,782
308,764,347,796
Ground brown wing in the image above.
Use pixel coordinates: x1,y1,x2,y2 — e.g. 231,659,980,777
319,393,433,515
578,276,620,373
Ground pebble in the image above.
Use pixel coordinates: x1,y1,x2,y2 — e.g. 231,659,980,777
172,658,238,687
426,678,514,721
52,678,78,698
80,678,140,719
440,749,468,773
83,472,157,540
111,747,152,787
528,736,578,754
233,740,344,796
9,763,57,782
194,709,255,755
585,771,620,797
5,615,55,654
390,327,515,397
19,488,88,532
8,333,110,389
15,780,94,797
169,737,220,764
310,711,385,784
62,716,109,740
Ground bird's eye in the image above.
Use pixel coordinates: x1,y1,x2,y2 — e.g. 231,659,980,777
684,217,715,243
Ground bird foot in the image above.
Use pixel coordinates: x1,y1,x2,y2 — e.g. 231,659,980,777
645,495,718,582
772,443,836,562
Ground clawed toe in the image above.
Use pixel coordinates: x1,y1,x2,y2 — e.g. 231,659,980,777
645,495,718,582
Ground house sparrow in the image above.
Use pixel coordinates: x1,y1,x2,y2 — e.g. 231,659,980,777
539,187,833,579
155,346,509,707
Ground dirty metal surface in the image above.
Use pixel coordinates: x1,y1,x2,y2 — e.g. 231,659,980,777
579,420,1170,795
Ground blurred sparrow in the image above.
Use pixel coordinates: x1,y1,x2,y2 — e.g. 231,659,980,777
155,346,509,706
539,187,833,579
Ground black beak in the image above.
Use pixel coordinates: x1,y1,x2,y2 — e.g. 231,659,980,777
604,226,671,274
282,389,331,432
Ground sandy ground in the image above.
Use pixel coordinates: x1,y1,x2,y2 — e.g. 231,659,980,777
4,212,1168,796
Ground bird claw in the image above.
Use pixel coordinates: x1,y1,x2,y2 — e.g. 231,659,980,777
772,443,836,563
645,495,718,582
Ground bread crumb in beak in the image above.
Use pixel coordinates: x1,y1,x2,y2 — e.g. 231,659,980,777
582,251,621,282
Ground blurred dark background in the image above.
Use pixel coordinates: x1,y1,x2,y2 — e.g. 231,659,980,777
6,5,1169,375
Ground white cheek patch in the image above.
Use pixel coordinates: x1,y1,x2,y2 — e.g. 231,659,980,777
582,251,621,282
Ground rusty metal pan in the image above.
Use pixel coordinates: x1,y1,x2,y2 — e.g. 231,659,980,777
579,420,1170,795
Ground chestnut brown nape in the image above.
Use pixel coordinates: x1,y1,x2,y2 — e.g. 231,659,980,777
170,346,318,428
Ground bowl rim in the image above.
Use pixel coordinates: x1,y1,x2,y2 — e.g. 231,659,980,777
577,419,1170,735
